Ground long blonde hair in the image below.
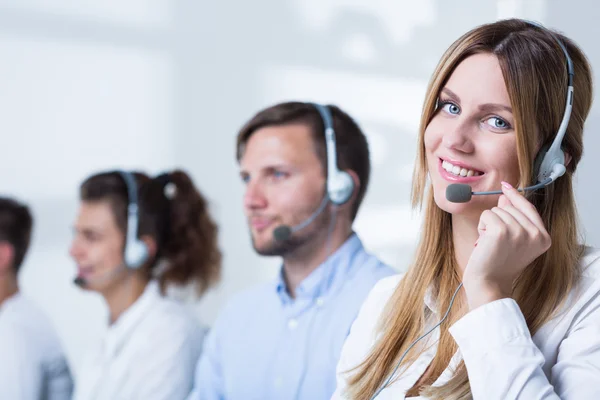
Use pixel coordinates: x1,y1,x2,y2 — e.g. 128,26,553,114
345,18,594,400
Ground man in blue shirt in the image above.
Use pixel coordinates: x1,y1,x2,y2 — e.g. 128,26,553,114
189,101,396,400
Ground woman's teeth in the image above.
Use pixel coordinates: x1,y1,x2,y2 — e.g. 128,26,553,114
442,160,481,177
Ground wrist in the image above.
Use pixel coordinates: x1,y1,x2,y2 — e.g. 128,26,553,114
463,278,512,311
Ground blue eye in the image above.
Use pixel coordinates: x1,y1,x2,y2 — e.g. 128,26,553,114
441,102,460,115
271,170,289,181
484,116,511,130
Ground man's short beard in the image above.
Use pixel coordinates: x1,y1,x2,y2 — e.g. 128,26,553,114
251,234,301,256
250,208,331,257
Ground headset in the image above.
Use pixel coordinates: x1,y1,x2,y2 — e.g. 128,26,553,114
273,103,356,241
374,21,575,398
312,103,355,205
445,21,574,203
117,170,150,269
532,23,574,184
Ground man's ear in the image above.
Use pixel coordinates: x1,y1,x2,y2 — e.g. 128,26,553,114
0,242,15,273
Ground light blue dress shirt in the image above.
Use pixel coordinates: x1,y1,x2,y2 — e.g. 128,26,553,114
189,233,396,400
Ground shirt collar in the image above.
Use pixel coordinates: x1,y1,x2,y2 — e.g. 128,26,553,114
103,280,161,357
0,291,20,313
275,232,363,304
424,284,438,314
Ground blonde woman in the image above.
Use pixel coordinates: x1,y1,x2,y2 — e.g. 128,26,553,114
332,19,600,399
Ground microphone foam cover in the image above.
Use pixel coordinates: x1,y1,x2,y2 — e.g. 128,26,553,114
446,184,473,203
273,225,292,242
73,276,87,287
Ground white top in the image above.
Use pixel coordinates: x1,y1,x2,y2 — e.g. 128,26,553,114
74,280,206,400
0,292,73,400
332,246,600,400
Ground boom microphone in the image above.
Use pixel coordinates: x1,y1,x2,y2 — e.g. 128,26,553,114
445,177,554,203
73,276,86,287
273,195,330,242
72,263,127,287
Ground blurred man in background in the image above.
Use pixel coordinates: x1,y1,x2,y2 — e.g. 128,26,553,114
0,196,73,400
189,101,396,400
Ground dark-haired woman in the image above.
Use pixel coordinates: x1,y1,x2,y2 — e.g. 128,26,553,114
69,169,222,400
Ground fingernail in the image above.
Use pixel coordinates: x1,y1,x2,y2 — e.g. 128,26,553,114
501,181,513,189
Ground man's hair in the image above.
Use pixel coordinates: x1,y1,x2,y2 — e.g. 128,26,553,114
0,197,33,272
236,101,371,221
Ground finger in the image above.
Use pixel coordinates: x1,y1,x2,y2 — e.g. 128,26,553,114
490,206,520,230
498,194,513,209
477,209,504,237
500,181,545,229
497,204,540,236
498,186,542,231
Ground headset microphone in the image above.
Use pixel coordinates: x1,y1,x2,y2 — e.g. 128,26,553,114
72,263,128,288
73,276,86,287
273,195,329,242
445,153,567,203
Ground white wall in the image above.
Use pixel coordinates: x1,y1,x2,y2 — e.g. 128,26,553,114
1,0,598,376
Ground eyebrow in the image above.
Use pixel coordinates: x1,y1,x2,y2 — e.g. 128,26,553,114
239,164,292,176
73,227,102,238
441,87,461,103
479,103,513,114
441,87,513,114
241,163,293,171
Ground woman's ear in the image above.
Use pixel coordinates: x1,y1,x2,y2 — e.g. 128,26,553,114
564,151,572,167
140,235,158,260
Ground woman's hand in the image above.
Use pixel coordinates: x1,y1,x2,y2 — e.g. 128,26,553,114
462,181,552,310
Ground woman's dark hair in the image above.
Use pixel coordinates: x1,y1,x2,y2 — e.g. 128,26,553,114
79,169,222,295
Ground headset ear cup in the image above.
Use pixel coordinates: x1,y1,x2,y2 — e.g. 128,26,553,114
329,171,354,205
125,240,149,269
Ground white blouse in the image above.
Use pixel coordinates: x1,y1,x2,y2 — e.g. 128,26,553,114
332,246,600,399
74,281,206,400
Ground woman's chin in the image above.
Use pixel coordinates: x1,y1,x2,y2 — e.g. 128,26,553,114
433,190,496,217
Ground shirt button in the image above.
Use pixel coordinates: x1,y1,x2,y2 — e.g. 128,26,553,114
274,377,283,387
316,297,324,307
288,318,298,330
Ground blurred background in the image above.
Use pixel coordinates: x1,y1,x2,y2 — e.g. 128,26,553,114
1,0,598,378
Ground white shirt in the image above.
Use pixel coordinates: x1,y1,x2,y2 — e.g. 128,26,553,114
74,280,206,400
332,246,600,399
0,292,73,400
